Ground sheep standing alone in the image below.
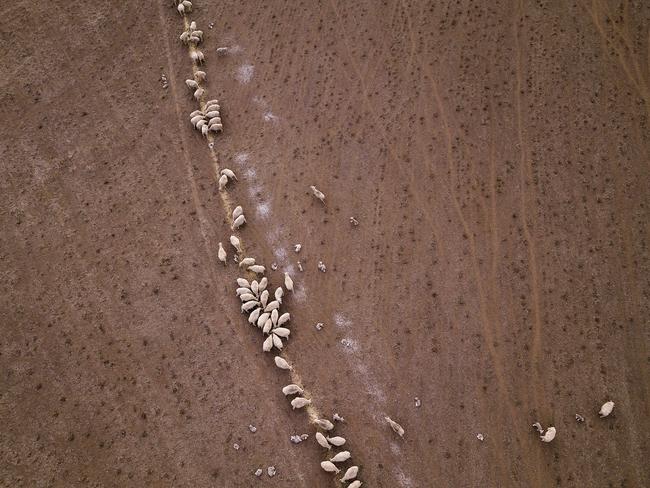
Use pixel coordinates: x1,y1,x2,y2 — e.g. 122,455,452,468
217,242,226,264
540,426,556,443
310,185,325,203
599,401,615,418
230,235,242,252
284,272,294,292
385,416,405,437
274,356,291,370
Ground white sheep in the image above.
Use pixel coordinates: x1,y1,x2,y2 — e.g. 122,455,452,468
238,257,255,268
540,426,556,442
205,98,219,105
272,334,283,350
218,174,229,190
599,401,615,418
248,265,265,274
239,293,256,302
248,309,261,325
191,50,204,64
189,21,196,30
277,312,290,326
190,109,203,117
385,417,405,437
291,397,311,409
206,110,220,118
205,104,220,114
310,185,325,203
236,287,251,296
274,286,283,303
218,242,226,264
340,466,359,482
263,300,278,312
320,461,339,474
315,432,331,449
232,206,243,220
251,280,259,295
220,168,236,181
216,47,229,56
208,117,222,126
193,87,204,100
189,35,201,44
230,235,242,252
209,124,223,133
179,31,190,43
256,312,270,328
259,277,268,291
327,436,346,447
282,384,303,396
260,289,269,307
190,114,205,127
314,418,334,431
232,214,246,230
196,119,207,130
348,481,363,488
185,79,199,90
201,125,208,137
262,335,273,352
181,0,192,11
274,356,292,370
284,272,294,292
236,278,250,288
191,30,203,41
329,451,351,463
262,319,273,334
270,308,278,325
273,327,290,338
177,3,185,14
194,70,206,81
241,301,259,313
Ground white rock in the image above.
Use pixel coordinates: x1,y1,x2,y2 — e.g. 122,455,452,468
267,466,276,477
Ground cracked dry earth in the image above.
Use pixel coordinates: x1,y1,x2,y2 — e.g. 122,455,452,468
1,1,648,487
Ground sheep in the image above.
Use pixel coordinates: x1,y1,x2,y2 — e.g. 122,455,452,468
274,286,284,303
190,114,205,127
218,174,229,190
205,98,219,106
264,300,280,312
273,327,290,338
316,432,331,449
259,277,268,291
241,301,259,313
236,287,251,296
191,30,203,41
272,334,283,350
205,104,220,113
196,119,207,130
320,461,339,474
262,319,273,334
191,50,204,64
340,466,359,482
233,206,243,220
327,436,346,447
185,79,199,90
209,124,223,133
282,384,303,396
329,451,351,463
284,272,294,292
385,416,405,437
232,214,246,230
193,87,204,100
348,481,363,488
194,70,206,81
274,356,292,370
248,308,261,324
310,185,325,203
201,125,208,137
218,242,226,264
256,312,270,328
189,35,201,44
248,265,265,274
262,335,273,352
260,289,269,307
177,3,185,15
190,109,203,117
208,117,222,126
277,312,290,326
314,418,334,431
238,257,255,268
230,235,242,252
540,426,556,443
251,280,259,295
291,397,311,409
216,47,229,56
189,21,196,30
218,169,236,182
181,0,192,11
239,293,256,302
179,31,190,43
270,308,278,325
599,401,614,418
206,111,221,118
236,278,250,288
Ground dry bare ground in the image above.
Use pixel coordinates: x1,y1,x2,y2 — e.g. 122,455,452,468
1,1,648,487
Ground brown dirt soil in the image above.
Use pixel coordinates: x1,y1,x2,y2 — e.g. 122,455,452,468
1,1,649,487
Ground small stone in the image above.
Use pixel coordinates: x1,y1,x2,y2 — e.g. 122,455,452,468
233,443,240,450
414,397,421,408
300,434,309,440
208,142,214,149
315,322,324,331
216,47,229,56
254,469,263,477
294,244,302,253
267,466,276,477
333,413,345,422
290,435,303,444
350,216,359,226
318,261,326,272
208,22,215,29
575,413,585,423
476,433,484,441
297,261,303,272
271,262,278,270
248,424,257,433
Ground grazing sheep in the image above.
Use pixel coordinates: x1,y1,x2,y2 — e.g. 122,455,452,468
348,481,363,488
209,124,223,133
314,418,334,431
218,174,229,190
205,99,219,106
248,265,265,274
256,312,270,328
233,206,243,220
239,293,256,302
262,335,273,352
201,125,208,137
251,280,259,295
181,0,192,11
205,105,220,114
327,436,346,447
599,401,615,418
310,185,325,203
264,300,279,312
262,319,273,334
220,169,237,181
282,384,303,396
540,426,556,442
216,47,229,56
185,79,199,90
194,70,206,81
189,21,196,30
341,466,359,482
273,327,290,338
238,257,255,268
193,87,204,100
260,289,269,307
274,286,284,303
248,308,261,324
284,272,294,292
259,277,268,291
236,278,250,288
274,356,291,369
189,35,201,44
206,110,220,118
277,312,290,326
291,397,311,409
191,30,203,41
208,117,222,126
236,287,251,296
320,461,339,474
385,417,405,437
218,242,226,264
272,334,283,350
190,109,203,117
177,3,186,14
232,214,246,230
180,31,190,43
196,119,207,130
241,301,259,313
316,432,331,449
329,451,351,463
191,50,204,63
230,235,242,252
190,114,205,127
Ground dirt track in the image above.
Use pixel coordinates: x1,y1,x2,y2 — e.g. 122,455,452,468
1,1,649,487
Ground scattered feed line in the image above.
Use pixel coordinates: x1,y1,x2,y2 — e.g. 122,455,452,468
171,3,365,485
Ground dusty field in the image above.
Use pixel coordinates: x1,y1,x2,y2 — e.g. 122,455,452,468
1,0,649,487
